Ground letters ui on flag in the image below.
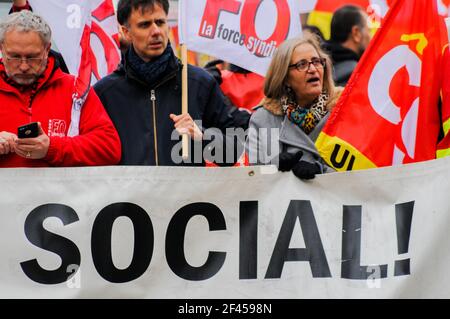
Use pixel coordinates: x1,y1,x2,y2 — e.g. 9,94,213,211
316,0,449,171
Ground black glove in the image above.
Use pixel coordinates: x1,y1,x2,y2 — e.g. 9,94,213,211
292,161,321,180
278,151,303,172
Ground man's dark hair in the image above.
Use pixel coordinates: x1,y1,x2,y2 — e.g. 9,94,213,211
330,5,365,43
117,0,169,26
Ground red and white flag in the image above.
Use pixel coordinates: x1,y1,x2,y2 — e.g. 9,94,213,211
29,0,121,136
316,0,449,170
178,0,303,76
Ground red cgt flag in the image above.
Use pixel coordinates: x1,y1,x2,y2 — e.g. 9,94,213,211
316,0,449,171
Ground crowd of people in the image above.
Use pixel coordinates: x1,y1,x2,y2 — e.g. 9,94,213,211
0,0,411,180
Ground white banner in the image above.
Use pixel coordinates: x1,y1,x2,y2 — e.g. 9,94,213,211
1,158,450,298
178,0,303,76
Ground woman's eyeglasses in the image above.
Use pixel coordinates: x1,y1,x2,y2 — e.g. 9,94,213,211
289,57,326,72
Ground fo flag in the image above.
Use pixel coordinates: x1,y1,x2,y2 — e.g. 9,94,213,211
178,0,303,76
316,0,449,171
29,0,121,136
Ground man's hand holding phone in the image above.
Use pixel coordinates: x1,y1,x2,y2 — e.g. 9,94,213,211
0,131,18,155
16,122,50,159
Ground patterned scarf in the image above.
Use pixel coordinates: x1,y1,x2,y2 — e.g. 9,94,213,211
282,91,329,135
127,42,177,87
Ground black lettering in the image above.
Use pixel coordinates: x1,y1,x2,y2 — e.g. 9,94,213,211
217,24,224,38
265,200,331,278
91,203,153,283
395,201,414,276
239,201,258,279
239,34,246,46
330,144,355,170
228,29,235,41
221,28,229,40
166,202,226,281
341,205,388,279
20,204,80,285
232,30,241,43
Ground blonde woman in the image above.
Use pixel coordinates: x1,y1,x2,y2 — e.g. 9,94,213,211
247,35,343,179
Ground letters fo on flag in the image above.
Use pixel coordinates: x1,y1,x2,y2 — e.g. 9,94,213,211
316,0,449,171
178,0,303,76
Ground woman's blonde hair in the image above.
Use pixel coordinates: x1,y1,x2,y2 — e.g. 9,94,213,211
264,34,336,108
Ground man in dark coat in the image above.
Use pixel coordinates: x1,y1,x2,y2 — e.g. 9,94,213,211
94,0,238,166
324,5,371,87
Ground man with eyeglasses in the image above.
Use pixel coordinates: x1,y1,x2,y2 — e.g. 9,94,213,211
9,0,69,74
0,10,121,167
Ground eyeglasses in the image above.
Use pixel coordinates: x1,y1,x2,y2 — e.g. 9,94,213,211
289,57,326,72
1,48,46,68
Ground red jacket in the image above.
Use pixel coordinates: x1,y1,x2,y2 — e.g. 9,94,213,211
0,57,121,167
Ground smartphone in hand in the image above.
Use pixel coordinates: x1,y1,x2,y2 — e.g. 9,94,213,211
18,122,39,138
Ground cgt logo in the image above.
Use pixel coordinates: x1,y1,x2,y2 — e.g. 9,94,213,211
368,34,426,165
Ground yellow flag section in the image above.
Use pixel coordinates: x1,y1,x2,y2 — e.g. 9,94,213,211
316,0,448,171
316,133,377,171
307,10,333,40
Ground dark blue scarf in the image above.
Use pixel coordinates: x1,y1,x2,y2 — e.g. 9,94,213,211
127,42,177,87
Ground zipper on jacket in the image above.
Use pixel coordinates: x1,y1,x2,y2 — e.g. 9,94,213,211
27,93,35,122
150,90,159,166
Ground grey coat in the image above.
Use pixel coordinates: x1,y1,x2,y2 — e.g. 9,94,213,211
246,103,335,173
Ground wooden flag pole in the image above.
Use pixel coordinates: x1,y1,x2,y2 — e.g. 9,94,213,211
181,44,189,160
